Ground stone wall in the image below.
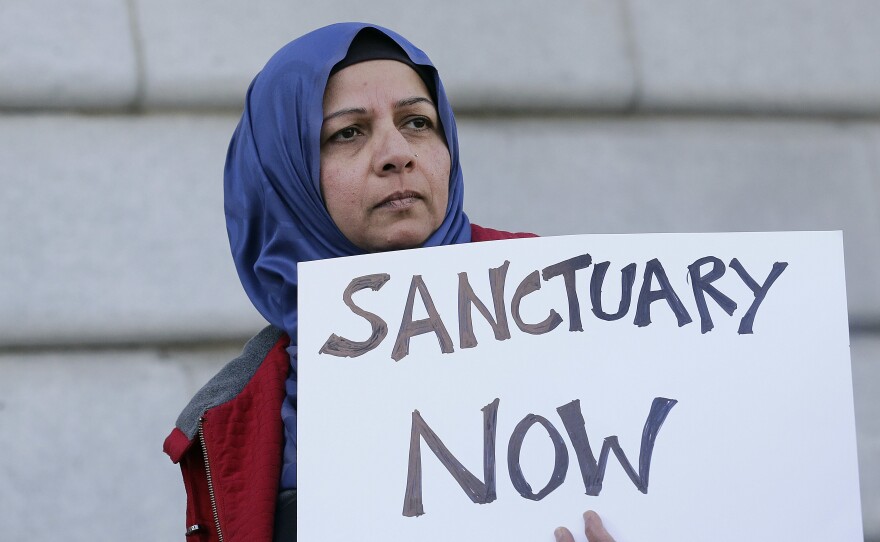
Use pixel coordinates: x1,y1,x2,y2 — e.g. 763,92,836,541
1,1,878,540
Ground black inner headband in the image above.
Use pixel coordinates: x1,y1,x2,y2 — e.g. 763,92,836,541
329,28,438,103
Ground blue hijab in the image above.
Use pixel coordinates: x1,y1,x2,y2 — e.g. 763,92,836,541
224,23,471,489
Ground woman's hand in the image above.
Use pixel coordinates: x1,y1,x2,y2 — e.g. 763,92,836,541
554,510,616,542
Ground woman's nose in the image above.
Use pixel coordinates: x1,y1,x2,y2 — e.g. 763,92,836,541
373,126,414,175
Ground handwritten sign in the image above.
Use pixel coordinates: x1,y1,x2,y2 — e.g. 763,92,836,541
297,232,862,541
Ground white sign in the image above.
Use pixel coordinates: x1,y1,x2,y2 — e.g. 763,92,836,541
297,232,862,541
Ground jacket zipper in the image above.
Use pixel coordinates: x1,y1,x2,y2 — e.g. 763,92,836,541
198,418,225,542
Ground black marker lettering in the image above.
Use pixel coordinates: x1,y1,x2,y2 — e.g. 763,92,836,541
687,256,737,334
590,262,637,321
634,259,693,328
511,270,563,335
319,273,390,357
507,414,569,500
557,397,677,495
458,261,512,349
392,275,454,361
402,399,499,517
729,259,788,334
542,254,592,332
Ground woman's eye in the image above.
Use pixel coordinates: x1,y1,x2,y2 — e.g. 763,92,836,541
405,117,430,130
332,127,360,141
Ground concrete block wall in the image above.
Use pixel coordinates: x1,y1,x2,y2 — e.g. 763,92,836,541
1,2,878,540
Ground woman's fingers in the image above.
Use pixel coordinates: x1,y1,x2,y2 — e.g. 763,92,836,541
583,511,615,542
554,511,615,542
554,526,577,542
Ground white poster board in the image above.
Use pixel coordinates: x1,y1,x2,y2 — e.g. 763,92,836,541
297,232,862,541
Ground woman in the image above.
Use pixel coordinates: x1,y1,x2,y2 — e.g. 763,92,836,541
163,22,615,542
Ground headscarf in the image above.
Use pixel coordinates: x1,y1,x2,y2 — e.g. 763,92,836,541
224,23,471,489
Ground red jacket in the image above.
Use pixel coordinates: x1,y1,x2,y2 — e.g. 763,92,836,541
163,224,536,542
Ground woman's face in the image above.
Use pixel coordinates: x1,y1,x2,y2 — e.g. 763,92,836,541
320,60,451,252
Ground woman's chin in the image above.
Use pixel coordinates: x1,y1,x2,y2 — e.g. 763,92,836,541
363,226,435,253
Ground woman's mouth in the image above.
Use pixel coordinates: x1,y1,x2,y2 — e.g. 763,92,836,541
376,191,420,209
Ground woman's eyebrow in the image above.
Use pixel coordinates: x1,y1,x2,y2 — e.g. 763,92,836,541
323,107,367,123
396,96,434,109
323,97,434,123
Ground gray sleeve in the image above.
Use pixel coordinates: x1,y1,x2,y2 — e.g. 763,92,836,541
175,325,286,439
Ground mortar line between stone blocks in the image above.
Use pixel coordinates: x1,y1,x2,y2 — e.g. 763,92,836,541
857,128,880,221
617,0,644,113
125,0,147,112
